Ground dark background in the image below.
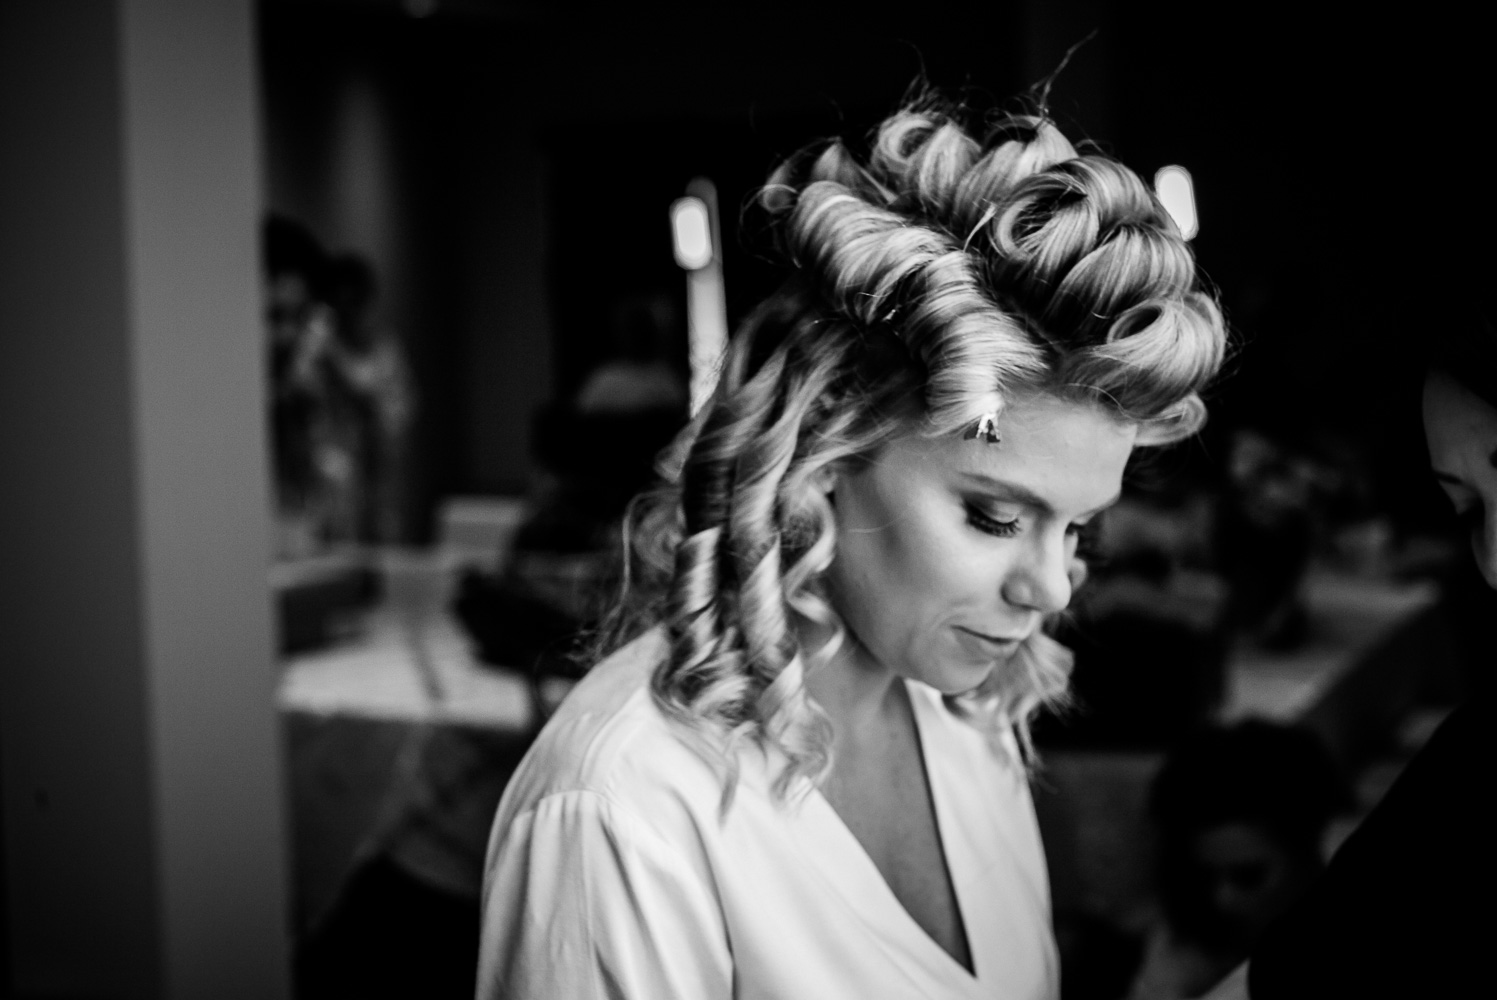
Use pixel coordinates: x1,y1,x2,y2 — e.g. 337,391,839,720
259,0,1495,539
3,4,1488,995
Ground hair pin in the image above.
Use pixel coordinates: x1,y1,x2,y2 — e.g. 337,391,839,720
965,412,1001,444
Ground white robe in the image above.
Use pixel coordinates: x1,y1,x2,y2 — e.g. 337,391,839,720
477,629,1060,1000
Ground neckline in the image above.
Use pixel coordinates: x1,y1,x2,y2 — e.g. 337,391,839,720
803,678,980,985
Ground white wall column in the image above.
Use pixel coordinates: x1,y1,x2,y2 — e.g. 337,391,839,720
0,2,291,997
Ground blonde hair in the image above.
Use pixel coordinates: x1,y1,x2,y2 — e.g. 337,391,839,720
607,97,1226,808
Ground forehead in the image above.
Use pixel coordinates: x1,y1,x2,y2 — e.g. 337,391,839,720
1424,370,1497,466
880,394,1137,507
987,392,1136,456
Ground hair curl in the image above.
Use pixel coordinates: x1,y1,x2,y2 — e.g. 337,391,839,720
604,96,1227,810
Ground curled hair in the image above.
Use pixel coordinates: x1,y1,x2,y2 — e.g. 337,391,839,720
607,96,1227,810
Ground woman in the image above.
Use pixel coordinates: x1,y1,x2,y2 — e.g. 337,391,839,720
476,96,1226,999
1203,314,1496,999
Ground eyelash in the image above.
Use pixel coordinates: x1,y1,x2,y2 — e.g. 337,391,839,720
964,502,1094,546
965,503,1020,538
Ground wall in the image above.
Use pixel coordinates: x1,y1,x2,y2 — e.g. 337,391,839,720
0,3,160,992
0,2,291,996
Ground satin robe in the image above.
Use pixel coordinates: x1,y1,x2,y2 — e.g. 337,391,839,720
477,629,1060,1000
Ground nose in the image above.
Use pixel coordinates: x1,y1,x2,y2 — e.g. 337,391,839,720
1000,527,1073,615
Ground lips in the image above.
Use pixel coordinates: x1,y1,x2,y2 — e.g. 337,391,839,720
954,626,1027,651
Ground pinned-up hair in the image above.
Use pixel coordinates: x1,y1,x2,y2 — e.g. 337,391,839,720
607,93,1228,811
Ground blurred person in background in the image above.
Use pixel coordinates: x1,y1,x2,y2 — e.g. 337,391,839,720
322,252,416,544
1214,429,1320,649
265,214,332,557
455,291,688,703
1055,479,1232,749
516,291,689,556
1128,722,1346,1000
1205,310,1497,998
263,217,416,555
475,92,1227,1000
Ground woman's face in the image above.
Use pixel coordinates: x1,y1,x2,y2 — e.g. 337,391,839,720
826,392,1137,694
1424,369,1497,588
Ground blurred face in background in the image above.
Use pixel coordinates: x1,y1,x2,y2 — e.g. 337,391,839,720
266,271,312,348
1424,368,1497,588
825,392,1134,694
1186,822,1316,950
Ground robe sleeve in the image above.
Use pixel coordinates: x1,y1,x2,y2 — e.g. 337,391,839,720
476,789,733,1000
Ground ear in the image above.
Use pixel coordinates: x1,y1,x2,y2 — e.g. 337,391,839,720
808,463,838,501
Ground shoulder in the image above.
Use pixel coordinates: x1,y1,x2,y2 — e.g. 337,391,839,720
1344,691,1493,850
1412,691,1493,776
494,628,725,836
1248,694,1495,995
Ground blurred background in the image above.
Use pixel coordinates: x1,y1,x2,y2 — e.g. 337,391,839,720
2,1,1491,998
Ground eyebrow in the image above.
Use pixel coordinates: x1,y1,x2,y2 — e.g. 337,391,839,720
1432,470,1469,487
958,472,1121,519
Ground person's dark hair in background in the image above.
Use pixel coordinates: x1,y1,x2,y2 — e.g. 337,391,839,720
264,214,328,362
323,253,377,340
262,215,330,509
1213,307,1497,999
264,215,327,298
1130,722,1345,1000
455,292,687,702
520,291,687,555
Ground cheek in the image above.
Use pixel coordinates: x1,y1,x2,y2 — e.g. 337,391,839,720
1461,486,1497,588
1473,529,1497,589
829,489,1001,639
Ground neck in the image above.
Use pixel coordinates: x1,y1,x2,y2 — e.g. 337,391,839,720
798,616,903,744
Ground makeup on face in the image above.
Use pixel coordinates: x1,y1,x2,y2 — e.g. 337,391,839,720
826,394,1137,694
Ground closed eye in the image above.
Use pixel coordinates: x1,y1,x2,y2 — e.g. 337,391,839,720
964,502,1020,538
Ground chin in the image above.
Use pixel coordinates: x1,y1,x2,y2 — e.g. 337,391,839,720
915,655,997,697
907,631,1014,694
